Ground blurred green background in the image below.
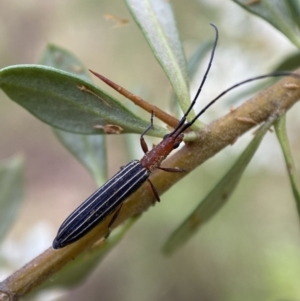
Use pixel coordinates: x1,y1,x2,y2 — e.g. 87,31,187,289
1,0,300,300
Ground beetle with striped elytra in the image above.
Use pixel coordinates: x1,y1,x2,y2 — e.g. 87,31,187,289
52,24,300,249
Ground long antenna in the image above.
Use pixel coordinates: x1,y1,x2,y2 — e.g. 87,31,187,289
171,23,219,134
178,71,300,134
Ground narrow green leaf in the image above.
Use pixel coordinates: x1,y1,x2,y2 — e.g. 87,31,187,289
287,0,300,29
125,0,201,127
0,156,24,242
40,44,107,185
164,116,276,255
232,0,300,49
274,115,300,215
0,65,168,136
40,216,139,289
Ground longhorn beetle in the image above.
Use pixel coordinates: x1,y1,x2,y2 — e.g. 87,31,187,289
53,24,299,249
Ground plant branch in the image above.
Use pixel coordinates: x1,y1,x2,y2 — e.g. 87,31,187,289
0,69,299,301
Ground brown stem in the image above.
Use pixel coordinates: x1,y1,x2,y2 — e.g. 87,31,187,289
1,69,300,301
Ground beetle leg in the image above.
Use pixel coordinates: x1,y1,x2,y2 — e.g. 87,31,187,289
105,204,123,239
147,178,160,203
140,111,155,153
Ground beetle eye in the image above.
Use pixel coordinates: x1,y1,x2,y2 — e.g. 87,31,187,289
163,133,170,139
173,142,180,149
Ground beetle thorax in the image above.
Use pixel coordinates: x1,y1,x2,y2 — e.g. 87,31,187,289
140,133,184,172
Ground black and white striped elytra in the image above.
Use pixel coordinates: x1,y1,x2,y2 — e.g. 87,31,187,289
53,160,150,249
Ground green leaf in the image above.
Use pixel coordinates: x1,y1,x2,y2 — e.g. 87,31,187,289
232,0,300,49
164,116,276,255
287,0,300,28
40,216,138,289
274,115,300,215
39,44,91,81
0,65,168,136
40,44,107,185
125,0,202,127
0,155,24,242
